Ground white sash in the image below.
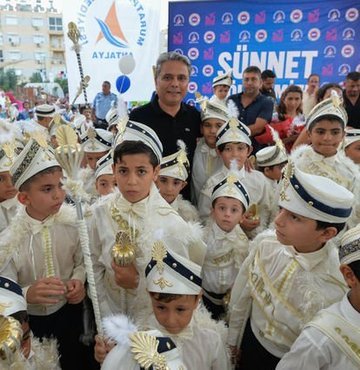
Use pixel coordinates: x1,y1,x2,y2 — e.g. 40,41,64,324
307,311,360,367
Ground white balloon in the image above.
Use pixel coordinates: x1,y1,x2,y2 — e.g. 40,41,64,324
118,55,136,75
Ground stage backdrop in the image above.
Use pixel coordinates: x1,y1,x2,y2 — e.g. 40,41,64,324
168,0,360,103
63,0,161,103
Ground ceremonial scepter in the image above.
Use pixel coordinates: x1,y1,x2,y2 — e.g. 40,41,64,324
67,22,90,105
54,125,103,335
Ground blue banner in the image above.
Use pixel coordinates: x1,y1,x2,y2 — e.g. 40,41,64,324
168,0,359,103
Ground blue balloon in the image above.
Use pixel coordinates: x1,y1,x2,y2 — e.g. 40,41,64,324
116,75,131,94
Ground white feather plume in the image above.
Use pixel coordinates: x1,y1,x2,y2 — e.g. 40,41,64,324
176,139,187,153
229,158,241,174
227,99,239,119
103,314,137,345
0,119,18,144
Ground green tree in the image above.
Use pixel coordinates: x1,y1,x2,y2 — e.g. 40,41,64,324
0,69,18,91
29,72,43,83
55,77,68,95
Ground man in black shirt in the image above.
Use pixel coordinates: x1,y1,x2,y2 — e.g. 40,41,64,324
129,52,201,166
260,69,277,103
343,71,360,129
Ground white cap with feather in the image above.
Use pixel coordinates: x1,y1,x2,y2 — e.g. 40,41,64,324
159,140,190,181
0,119,19,172
217,100,251,146
212,69,233,87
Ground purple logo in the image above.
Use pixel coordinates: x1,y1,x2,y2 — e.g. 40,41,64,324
255,11,266,24
204,31,215,44
202,65,214,77
238,11,250,25
272,29,283,42
346,8,359,22
273,11,285,24
324,46,336,58
221,12,233,25
255,29,267,42
203,47,214,60
189,13,200,26
338,64,351,76
321,64,333,76
343,28,355,41
308,28,321,41
290,9,303,23
239,31,250,42
205,12,216,26
187,47,199,60
188,32,199,44
328,9,340,22
291,29,303,41
342,44,355,58
173,32,183,45
308,9,320,23
325,28,337,41
220,30,230,43
188,82,198,93
173,14,184,26
202,82,213,94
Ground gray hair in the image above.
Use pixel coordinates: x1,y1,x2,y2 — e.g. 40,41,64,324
154,52,191,79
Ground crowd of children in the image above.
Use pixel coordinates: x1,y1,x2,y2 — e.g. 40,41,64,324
0,67,359,370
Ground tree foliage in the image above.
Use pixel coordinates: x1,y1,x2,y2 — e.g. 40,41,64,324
0,69,18,91
29,72,43,83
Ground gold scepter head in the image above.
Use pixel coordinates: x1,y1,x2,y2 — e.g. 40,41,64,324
0,315,23,361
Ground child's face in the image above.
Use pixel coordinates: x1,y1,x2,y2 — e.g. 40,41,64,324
345,141,360,164
340,264,360,312
83,109,92,120
201,118,224,148
96,174,116,196
308,119,344,157
18,169,65,221
113,154,159,203
150,294,200,335
218,142,251,169
264,162,287,181
274,208,336,253
0,171,17,202
212,197,244,232
213,85,230,100
155,175,186,204
283,92,302,113
85,151,108,170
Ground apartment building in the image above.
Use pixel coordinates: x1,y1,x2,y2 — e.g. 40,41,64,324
0,0,65,81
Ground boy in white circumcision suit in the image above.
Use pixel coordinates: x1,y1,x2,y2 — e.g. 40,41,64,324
202,163,249,320
198,116,273,238
227,160,354,369
89,120,205,319
156,140,199,223
277,224,360,369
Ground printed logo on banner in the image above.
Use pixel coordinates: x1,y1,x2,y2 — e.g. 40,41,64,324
342,44,355,58
186,98,196,106
290,9,303,23
321,64,333,76
188,32,199,44
191,65,198,77
188,47,199,60
255,11,266,24
188,82,198,93
273,11,285,24
173,48,184,55
308,28,321,41
345,8,359,22
338,64,351,76
343,28,355,40
238,11,250,25
205,12,216,26
220,30,231,43
272,29,284,42
308,9,320,23
222,12,233,25
204,31,216,44
173,32,183,45
203,47,214,60
356,64,360,73
325,28,337,41
255,29,267,42
324,46,336,58
239,31,250,42
291,29,303,41
203,65,214,77
328,9,340,22
95,2,129,48
202,82,213,94
189,13,201,26
173,14,185,26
